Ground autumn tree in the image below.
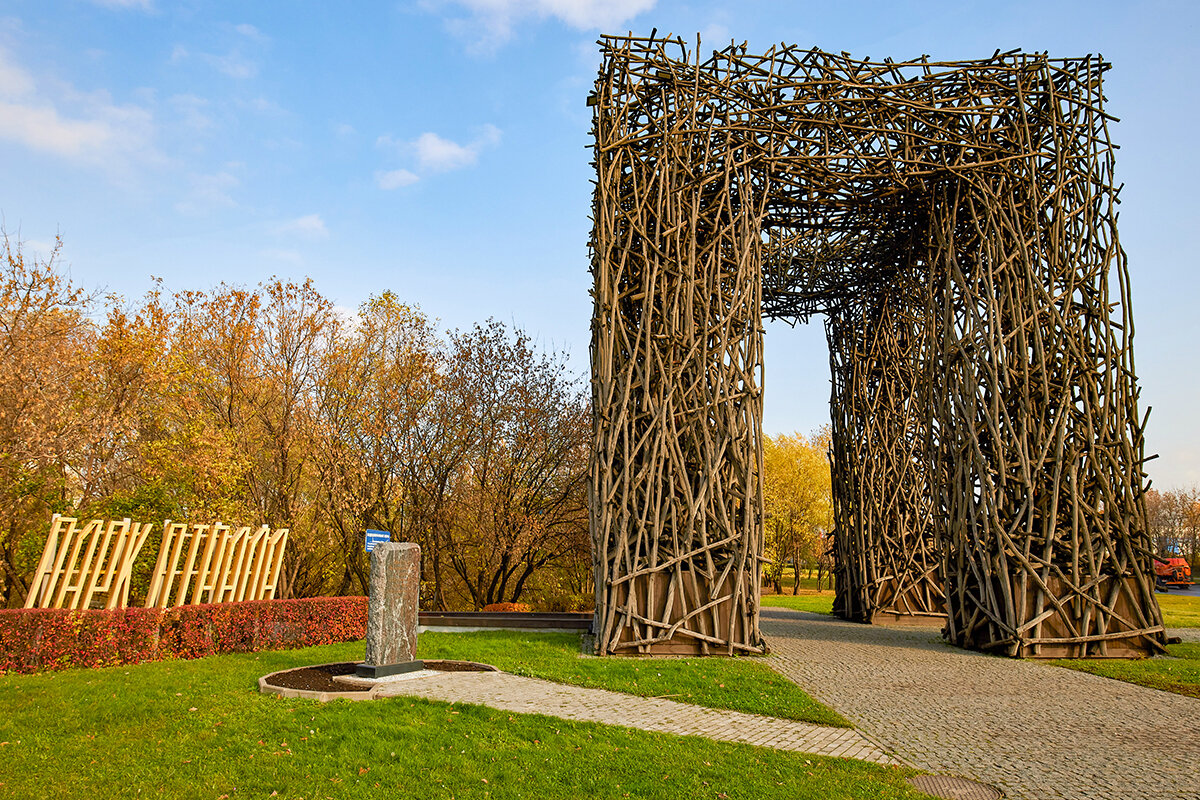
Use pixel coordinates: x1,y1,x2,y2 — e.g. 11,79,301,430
437,320,591,609
1146,487,1200,570
0,239,596,610
762,428,833,594
310,293,440,596
0,234,93,605
72,301,172,516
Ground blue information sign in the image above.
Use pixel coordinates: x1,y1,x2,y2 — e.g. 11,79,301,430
365,529,391,553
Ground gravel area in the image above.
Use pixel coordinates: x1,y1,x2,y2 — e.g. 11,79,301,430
762,608,1200,800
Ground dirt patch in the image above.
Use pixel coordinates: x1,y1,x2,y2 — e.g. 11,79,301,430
268,662,361,693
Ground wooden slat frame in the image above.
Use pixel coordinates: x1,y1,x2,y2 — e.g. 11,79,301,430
144,522,289,607
24,516,152,609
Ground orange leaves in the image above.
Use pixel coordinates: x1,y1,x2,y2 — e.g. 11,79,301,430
0,235,591,609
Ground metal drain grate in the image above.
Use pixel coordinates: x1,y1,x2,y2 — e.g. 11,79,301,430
907,774,1004,800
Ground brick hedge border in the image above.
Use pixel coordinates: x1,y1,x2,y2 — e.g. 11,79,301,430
0,596,368,674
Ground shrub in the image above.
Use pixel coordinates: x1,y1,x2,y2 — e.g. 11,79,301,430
481,602,532,613
0,596,368,674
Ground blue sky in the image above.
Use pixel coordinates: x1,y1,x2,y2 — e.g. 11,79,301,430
3,0,1199,489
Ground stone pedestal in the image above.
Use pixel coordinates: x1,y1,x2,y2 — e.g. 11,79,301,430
356,542,424,679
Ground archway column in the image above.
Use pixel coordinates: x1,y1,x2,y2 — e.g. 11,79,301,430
588,65,769,655
925,179,1164,657
827,292,943,625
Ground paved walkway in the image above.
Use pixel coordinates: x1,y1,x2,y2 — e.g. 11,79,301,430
1171,627,1199,642
762,608,1200,800
373,669,896,764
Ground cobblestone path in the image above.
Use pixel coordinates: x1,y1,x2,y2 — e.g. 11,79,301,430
374,669,896,764
762,608,1200,800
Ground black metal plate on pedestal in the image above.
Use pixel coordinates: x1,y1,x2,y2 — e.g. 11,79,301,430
354,660,426,679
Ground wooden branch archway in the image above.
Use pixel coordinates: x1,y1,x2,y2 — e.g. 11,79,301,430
588,34,1166,658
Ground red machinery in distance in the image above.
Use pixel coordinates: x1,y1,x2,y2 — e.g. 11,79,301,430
1154,556,1193,590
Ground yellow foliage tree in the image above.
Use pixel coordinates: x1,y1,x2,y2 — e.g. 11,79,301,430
762,428,833,594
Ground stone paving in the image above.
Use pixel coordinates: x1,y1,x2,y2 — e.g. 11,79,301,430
373,669,897,764
762,608,1200,800
1170,626,1199,642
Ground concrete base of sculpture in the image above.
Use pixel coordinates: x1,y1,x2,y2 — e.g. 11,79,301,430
360,541,421,676
354,659,426,679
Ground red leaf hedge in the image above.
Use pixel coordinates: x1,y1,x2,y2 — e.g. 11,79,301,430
481,602,531,613
0,596,368,674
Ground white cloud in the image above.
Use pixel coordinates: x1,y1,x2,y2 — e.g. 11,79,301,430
377,124,501,177
432,0,655,51
376,168,420,190
273,213,329,240
332,304,363,330
534,0,655,28
240,95,285,115
263,137,303,151
0,54,35,97
414,131,478,171
0,102,113,158
0,48,157,170
379,167,427,189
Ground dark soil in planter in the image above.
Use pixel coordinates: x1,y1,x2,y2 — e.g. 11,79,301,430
269,662,361,693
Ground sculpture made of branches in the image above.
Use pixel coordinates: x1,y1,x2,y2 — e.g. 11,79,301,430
589,34,1165,658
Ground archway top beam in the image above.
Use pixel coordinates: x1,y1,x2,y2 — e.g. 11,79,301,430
593,33,1118,319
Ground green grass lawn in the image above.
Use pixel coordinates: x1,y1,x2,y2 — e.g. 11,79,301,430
1052,642,1200,699
760,591,835,615
419,630,847,727
1050,585,1200,700
1157,590,1200,628
765,569,835,594
0,641,933,800
760,587,1199,629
